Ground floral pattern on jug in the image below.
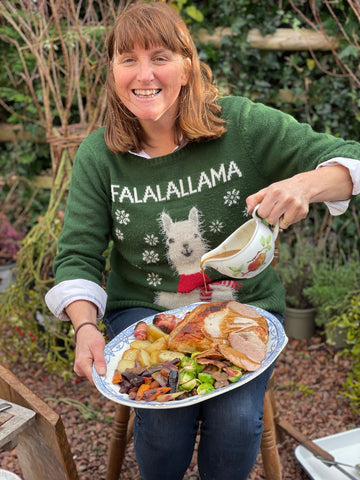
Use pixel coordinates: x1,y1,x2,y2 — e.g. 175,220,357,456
229,235,273,278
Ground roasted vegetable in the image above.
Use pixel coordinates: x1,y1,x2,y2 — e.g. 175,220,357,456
197,383,215,395
143,386,171,402
158,351,184,363
151,371,168,387
227,365,243,383
112,370,122,384
146,322,170,340
198,372,215,385
178,370,195,385
156,391,185,402
168,369,179,393
180,356,200,374
130,340,152,350
135,383,151,401
179,378,200,392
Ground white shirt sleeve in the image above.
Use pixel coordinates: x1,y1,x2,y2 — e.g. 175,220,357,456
45,279,107,321
317,157,360,216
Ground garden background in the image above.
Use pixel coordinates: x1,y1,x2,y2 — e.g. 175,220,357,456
0,1,359,478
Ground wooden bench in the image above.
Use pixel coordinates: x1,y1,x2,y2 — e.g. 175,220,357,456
0,365,78,480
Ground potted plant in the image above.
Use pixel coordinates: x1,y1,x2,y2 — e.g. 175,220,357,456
303,254,360,348
276,235,321,339
0,213,25,293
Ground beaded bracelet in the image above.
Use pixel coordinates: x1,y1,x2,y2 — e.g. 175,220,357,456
74,322,101,343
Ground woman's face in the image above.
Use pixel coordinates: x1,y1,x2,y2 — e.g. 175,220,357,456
112,44,188,128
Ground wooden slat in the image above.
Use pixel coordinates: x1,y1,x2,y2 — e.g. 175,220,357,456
0,365,78,480
195,27,339,51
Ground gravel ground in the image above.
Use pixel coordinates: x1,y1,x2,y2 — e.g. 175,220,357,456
1,334,358,480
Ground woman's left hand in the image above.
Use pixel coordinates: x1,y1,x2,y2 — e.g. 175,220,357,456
246,165,353,229
246,175,311,229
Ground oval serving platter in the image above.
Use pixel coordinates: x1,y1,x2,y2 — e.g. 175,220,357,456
92,303,288,409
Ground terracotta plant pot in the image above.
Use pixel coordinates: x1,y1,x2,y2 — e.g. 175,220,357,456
285,306,316,340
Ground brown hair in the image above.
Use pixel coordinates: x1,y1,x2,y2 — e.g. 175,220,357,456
104,1,226,153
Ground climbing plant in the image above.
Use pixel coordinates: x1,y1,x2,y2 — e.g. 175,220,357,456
0,0,125,378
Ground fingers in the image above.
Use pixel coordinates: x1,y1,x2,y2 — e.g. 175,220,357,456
74,330,106,384
246,191,265,214
247,180,310,228
280,216,291,229
93,342,107,377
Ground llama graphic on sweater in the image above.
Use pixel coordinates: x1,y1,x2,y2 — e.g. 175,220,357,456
155,206,238,309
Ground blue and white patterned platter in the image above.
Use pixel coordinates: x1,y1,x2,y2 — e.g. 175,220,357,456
92,303,288,409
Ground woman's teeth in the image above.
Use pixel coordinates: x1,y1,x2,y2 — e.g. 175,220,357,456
133,89,161,97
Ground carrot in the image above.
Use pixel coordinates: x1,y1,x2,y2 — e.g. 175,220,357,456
135,383,151,401
143,386,171,402
149,380,160,388
112,370,122,384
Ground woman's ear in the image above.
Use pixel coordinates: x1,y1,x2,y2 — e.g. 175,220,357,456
181,57,192,86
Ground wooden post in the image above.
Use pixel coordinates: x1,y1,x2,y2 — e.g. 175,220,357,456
195,27,339,51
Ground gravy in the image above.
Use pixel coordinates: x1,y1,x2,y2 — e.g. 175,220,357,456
200,249,241,292
204,249,240,261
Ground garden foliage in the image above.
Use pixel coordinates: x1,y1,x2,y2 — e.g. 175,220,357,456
0,0,359,411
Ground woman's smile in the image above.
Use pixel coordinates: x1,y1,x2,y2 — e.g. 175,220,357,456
132,88,162,98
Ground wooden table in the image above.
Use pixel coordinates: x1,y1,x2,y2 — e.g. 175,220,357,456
0,399,36,450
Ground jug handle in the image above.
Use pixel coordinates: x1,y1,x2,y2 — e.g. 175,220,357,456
252,205,280,240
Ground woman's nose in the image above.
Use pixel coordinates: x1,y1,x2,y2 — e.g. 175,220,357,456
136,60,154,82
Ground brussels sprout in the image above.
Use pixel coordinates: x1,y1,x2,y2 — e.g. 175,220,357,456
190,351,201,358
197,383,215,396
179,378,200,392
178,370,195,385
228,365,243,383
198,372,215,385
180,356,200,374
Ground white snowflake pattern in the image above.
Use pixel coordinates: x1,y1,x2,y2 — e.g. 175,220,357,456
147,272,162,287
115,228,124,241
224,189,240,206
209,220,224,233
115,209,130,225
242,206,250,218
144,234,159,246
142,250,159,264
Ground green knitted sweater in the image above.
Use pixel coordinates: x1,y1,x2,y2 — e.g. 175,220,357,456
53,96,360,315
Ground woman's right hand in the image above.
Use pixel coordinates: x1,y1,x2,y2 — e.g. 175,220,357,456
73,323,107,384
66,300,107,384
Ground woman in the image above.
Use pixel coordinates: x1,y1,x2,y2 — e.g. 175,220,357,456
45,2,360,479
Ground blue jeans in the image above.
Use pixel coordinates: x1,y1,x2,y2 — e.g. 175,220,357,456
104,307,284,480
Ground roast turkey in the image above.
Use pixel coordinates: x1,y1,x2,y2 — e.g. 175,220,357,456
167,301,268,371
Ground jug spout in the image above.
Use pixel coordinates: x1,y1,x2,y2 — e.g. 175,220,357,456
200,247,240,273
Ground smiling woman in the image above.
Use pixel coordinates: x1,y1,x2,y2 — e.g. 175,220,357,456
44,1,360,480
105,1,225,154
112,45,188,143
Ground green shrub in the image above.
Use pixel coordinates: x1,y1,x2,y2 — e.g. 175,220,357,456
304,255,360,327
326,291,360,414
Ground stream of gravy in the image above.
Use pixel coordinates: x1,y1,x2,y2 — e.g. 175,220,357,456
200,249,242,292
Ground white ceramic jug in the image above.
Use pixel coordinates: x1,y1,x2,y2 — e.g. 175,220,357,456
200,206,279,279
